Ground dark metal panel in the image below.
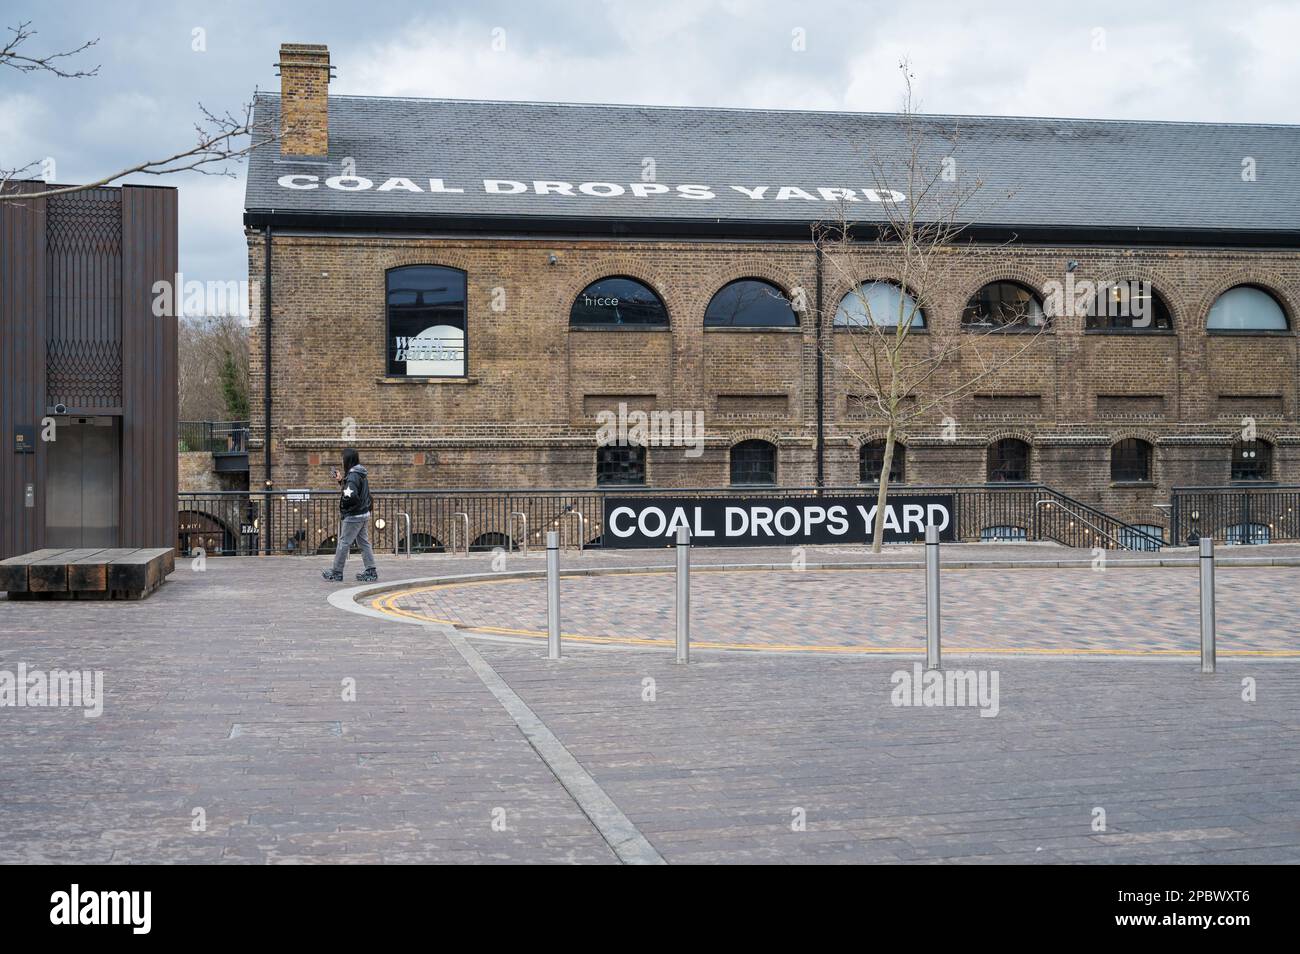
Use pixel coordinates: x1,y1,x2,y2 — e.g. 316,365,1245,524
119,185,179,549
242,209,1300,250
0,184,47,559
45,189,123,408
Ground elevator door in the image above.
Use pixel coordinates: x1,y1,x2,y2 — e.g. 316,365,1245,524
45,417,121,548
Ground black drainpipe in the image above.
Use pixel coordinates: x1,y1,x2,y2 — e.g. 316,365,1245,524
262,224,273,555
815,244,825,489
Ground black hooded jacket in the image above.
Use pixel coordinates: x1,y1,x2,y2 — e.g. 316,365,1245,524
339,464,372,517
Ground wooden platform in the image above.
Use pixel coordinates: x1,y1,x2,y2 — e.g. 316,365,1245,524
0,547,175,600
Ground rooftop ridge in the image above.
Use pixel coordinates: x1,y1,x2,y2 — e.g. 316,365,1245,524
251,90,1300,131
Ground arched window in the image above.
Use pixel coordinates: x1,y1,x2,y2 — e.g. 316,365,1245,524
962,281,1048,330
1207,285,1288,331
400,532,443,554
1119,524,1165,551
987,438,1030,482
570,276,668,327
1231,439,1273,481
1226,523,1270,545
731,439,776,486
386,265,468,377
704,279,798,328
316,535,360,556
835,282,925,328
471,532,512,552
1111,438,1153,482
980,526,1027,542
860,440,905,484
596,443,646,486
1087,281,1172,331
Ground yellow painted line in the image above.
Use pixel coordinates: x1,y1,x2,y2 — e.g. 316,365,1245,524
369,587,1300,657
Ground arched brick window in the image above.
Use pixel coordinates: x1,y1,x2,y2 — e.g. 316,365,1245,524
963,281,1047,330
860,440,905,484
1111,438,1153,482
570,276,669,327
704,279,798,328
731,440,777,486
987,438,1030,482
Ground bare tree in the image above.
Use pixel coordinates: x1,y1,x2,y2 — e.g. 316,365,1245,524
0,20,279,201
816,61,1051,553
179,314,250,423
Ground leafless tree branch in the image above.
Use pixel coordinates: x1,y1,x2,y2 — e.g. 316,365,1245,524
813,58,1048,552
0,21,281,202
0,20,99,77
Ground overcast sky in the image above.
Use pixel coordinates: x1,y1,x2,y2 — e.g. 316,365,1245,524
4,0,1299,298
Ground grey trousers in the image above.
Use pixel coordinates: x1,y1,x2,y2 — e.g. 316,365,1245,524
332,513,377,573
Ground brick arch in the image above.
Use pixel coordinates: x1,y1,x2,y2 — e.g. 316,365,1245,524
427,515,503,551
845,427,916,449
1085,265,1187,330
693,263,809,325
983,427,1036,444
954,264,1059,331
399,531,445,554
381,253,475,273
1231,427,1281,445
726,429,785,448
1195,270,1297,330
1107,427,1162,446
564,258,677,327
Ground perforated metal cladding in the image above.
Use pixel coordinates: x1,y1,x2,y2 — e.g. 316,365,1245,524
46,188,123,408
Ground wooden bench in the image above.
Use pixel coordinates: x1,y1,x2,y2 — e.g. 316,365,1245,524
0,547,175,600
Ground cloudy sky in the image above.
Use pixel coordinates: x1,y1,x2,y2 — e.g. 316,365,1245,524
4,0,1298,297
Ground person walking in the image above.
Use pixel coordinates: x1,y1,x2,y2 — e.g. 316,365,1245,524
321,448,378,583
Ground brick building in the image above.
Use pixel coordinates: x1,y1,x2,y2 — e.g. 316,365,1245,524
244,43,1300,544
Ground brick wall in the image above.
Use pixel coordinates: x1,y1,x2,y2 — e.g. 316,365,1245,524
178,451,246,492
247,232,1300,534
277,44,330,157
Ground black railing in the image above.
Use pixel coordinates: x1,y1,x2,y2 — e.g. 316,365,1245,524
1171,484,1300,546
176,483,1165,556
178,421,249,454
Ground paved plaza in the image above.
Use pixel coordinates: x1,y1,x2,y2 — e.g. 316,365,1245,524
2,545,1298,863
379,562,1300,655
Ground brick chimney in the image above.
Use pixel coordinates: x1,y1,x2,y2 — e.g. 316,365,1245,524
276,43,333,158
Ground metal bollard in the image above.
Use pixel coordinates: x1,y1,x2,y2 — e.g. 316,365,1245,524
925,524,941,671
546,531,561,660
675,527,690,664
1199,536,1216,674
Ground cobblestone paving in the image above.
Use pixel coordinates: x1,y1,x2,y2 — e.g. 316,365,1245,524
476,645,1300,864
0,557,616,864
386,564,1300,655
2,547,1298,864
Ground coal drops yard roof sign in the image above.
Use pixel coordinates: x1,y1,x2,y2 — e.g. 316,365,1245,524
275,174,907,205
603,495,957,548
246,95,1300,236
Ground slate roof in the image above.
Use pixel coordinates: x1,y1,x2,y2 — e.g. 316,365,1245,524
244,93,1300,239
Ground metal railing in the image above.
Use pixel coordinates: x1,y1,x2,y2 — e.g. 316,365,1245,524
175,483,1168,556
178,420,249,454
1170,484,1300,546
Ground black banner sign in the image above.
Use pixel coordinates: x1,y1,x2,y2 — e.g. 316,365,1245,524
602,494,957,548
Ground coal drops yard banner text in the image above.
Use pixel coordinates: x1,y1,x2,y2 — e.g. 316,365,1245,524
602,495,957,548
